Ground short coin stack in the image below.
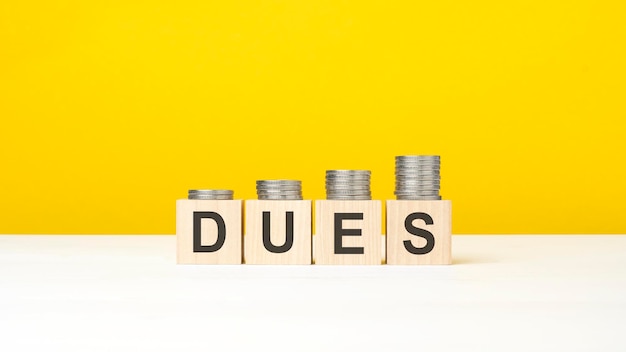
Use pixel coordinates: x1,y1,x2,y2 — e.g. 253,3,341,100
394,155,441,200
325,170,372,200
188,189,234,200
256,180,303,200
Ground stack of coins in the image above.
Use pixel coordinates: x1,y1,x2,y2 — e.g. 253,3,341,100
395,155,441,200
325,170,372,200
188,189,234,200
256,180,303,200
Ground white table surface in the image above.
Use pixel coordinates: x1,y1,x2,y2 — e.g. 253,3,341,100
0,235,625,351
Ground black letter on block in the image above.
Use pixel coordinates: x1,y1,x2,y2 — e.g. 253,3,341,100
404,212,435,255
193,211,226,252
262,211,294,253
334,213,365,254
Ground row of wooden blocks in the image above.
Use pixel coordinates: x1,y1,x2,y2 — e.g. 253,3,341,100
177,200,451,265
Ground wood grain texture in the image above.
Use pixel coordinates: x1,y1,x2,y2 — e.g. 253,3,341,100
176,199,242,264
314,200,382,265
386,200,452,265
244,200,312,265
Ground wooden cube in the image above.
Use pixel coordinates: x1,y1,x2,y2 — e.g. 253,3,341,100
386,200,452,265
244,200,312,265
314,200,383,265
176,199,242,264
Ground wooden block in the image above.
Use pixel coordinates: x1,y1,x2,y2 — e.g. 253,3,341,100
244,200,312,264
386,200,452,265
314,200,382,265
176,199,242,264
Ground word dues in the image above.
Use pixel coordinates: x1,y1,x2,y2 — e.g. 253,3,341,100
176,199,451,265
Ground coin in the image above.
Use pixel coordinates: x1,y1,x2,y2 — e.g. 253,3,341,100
395,155,442,200
396,195,442,200
188,189,234,200
325,170,372,200
256,180,302,200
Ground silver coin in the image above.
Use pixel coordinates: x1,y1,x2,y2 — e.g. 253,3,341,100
259,195,303,200
326,180,370,183
257,191,302,195
326,170,373,199
257,182,302,186
188,189,233,194
396,188,441,192
327,188,369,191
396,179,441,183
395,186,440,191
395,191,440,196
257,183,301,189
395,188,439,192
255,180,303,200
188,189,234,200
396,171,439,174
328,192,372,196
396,174,439,177
326,173,372,178
397,160,440,163
396,195,442,200
395,171,440,174
396,165,439,168
326,183,370,186
395,192,440,197
396,156,440,161
325,179,370,183
396,175,440,179
325,179,371,182
394,155,442,200
326,172,371,176
396,183,441,187
396,160,440,164
396,185,440,189
256,180,301,185
396,165,439,169
257,186,301,190
189,195,233,200
395,169,440,173
326,169,371,174
258,190,302,194
257,183,302,187
326,174,370,178
396,180,439,183
396,180,440,183
326,173,371,176
396,159,440,163
325,176,370,180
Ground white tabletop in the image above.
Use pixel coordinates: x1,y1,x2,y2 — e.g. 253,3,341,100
1,235,625,351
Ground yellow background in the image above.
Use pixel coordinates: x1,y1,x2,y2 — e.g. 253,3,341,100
1,1,625,234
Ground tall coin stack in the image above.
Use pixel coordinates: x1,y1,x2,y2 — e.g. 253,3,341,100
256,180,303,200
188,189,234,200
325,170,372,200
395,155,442,200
